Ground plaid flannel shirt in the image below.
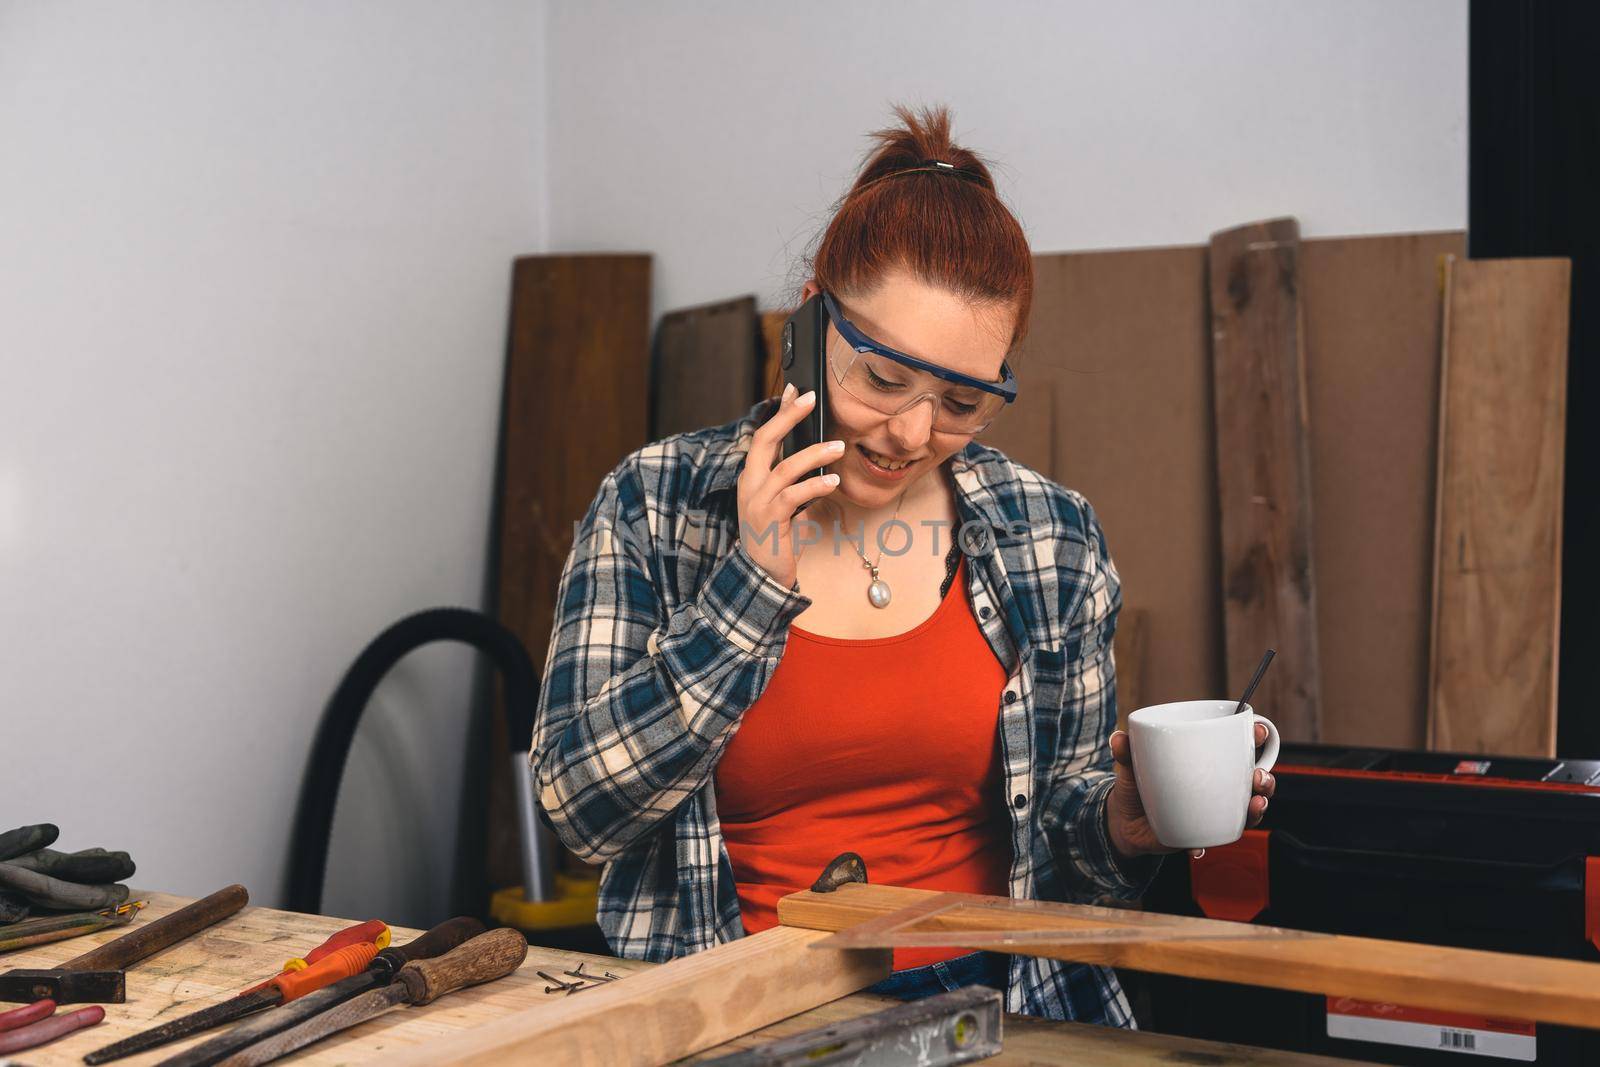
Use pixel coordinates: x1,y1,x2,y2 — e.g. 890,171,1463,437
531,395,1164,1024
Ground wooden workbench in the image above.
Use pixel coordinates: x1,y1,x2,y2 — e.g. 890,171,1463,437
3,893,1364,1066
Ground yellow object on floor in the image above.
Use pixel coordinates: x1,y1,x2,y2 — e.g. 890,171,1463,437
490,872,599,932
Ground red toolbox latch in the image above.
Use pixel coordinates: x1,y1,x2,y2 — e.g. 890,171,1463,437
1191,829,1270,922
1586,857,1600,954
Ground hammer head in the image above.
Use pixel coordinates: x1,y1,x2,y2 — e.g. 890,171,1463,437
0,969,125,1004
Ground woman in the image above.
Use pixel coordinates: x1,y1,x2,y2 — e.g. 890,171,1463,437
531,104,1274,1025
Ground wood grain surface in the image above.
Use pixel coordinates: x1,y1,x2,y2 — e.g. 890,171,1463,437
1208,218,1321,742
384,926,890,1066
1428,256,1571,756
778,882,1600,1030
1019,244,1225,708
651,295,761,439
3,893,652,1066
1300,232,1465,748
5,892,1371,1065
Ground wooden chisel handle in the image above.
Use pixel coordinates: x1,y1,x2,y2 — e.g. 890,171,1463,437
64,885,248,972
395,928,527,1005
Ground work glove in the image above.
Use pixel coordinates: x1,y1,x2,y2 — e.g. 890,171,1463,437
0,824,135,919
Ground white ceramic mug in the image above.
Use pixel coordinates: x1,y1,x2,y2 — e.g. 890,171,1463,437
1126,700,1280,849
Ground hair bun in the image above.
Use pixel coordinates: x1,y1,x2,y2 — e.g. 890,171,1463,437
804,103,1034,351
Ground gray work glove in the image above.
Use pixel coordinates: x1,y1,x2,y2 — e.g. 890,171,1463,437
0,824,136,918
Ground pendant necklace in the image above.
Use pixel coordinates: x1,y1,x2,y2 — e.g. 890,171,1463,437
840,491,907,609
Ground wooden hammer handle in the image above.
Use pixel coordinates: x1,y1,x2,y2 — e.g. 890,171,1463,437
63,885,248,972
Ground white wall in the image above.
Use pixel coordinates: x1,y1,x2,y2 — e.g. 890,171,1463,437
1,1,1465,926
0,0,546,926
545,0,1467,321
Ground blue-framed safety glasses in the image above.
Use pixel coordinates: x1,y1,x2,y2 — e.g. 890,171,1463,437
820,290,1017,434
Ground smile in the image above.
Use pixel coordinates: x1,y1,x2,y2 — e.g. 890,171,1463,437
858,445,918,472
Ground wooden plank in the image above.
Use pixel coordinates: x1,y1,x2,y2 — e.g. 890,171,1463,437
777,883,1600,1031
1428,257,1571,756
1208,218,1320,741
1023,245,1224,706
488,254,651,892
651,295,760,438
1300,232,1464,748
384,927,890,1067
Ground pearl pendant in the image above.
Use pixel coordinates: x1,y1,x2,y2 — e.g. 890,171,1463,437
867,578,892,609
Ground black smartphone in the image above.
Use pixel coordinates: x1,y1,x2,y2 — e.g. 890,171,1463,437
780,293,829,481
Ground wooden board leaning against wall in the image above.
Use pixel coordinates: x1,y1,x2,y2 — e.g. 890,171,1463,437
1208,218,1321,741
651,295,762,439
1428,256,1571,757
1002,231,1465,749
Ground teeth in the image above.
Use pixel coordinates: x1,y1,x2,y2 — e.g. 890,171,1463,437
863,447,912,471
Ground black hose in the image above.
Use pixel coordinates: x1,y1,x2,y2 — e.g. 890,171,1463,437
286,607,538,915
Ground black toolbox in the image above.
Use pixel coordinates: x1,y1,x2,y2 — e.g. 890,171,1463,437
1132,742,1600,1064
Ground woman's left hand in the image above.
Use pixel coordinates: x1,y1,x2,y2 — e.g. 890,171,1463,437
1105,723,1276,860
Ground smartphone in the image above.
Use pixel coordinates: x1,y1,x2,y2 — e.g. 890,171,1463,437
780,293,830,481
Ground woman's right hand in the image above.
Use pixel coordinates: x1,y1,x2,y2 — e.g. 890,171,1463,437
737,383,847,589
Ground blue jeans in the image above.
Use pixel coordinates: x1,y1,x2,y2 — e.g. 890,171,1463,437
865,951,1009,1000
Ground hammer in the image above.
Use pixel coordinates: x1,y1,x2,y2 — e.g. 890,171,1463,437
0,885,248,1004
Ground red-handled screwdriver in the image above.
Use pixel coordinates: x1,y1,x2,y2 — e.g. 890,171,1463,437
238,918,389,995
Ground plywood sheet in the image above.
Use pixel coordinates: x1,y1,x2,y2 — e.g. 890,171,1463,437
1428,256,1570,756
651,295,760,438
1021,245,1224,707
1300,231,1464,748
1113,607,1147,733
975,357,1054,477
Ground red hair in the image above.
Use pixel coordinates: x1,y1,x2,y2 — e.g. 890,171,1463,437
805,104,1034,351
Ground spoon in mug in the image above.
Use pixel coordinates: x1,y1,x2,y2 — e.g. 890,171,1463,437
1232,649,1276,715
1186,649,1277,862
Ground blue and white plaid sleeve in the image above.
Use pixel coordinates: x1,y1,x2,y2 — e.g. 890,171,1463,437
1038,502,1164,898
530,461,812,863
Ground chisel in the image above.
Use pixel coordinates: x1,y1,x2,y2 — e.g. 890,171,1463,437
82,919,388,1064
155,915,485,1067
213,928,527,1067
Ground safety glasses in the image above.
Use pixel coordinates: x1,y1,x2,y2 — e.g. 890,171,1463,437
820,290,1017,434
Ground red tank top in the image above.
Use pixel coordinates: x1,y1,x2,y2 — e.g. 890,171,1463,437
714,554,1013,970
